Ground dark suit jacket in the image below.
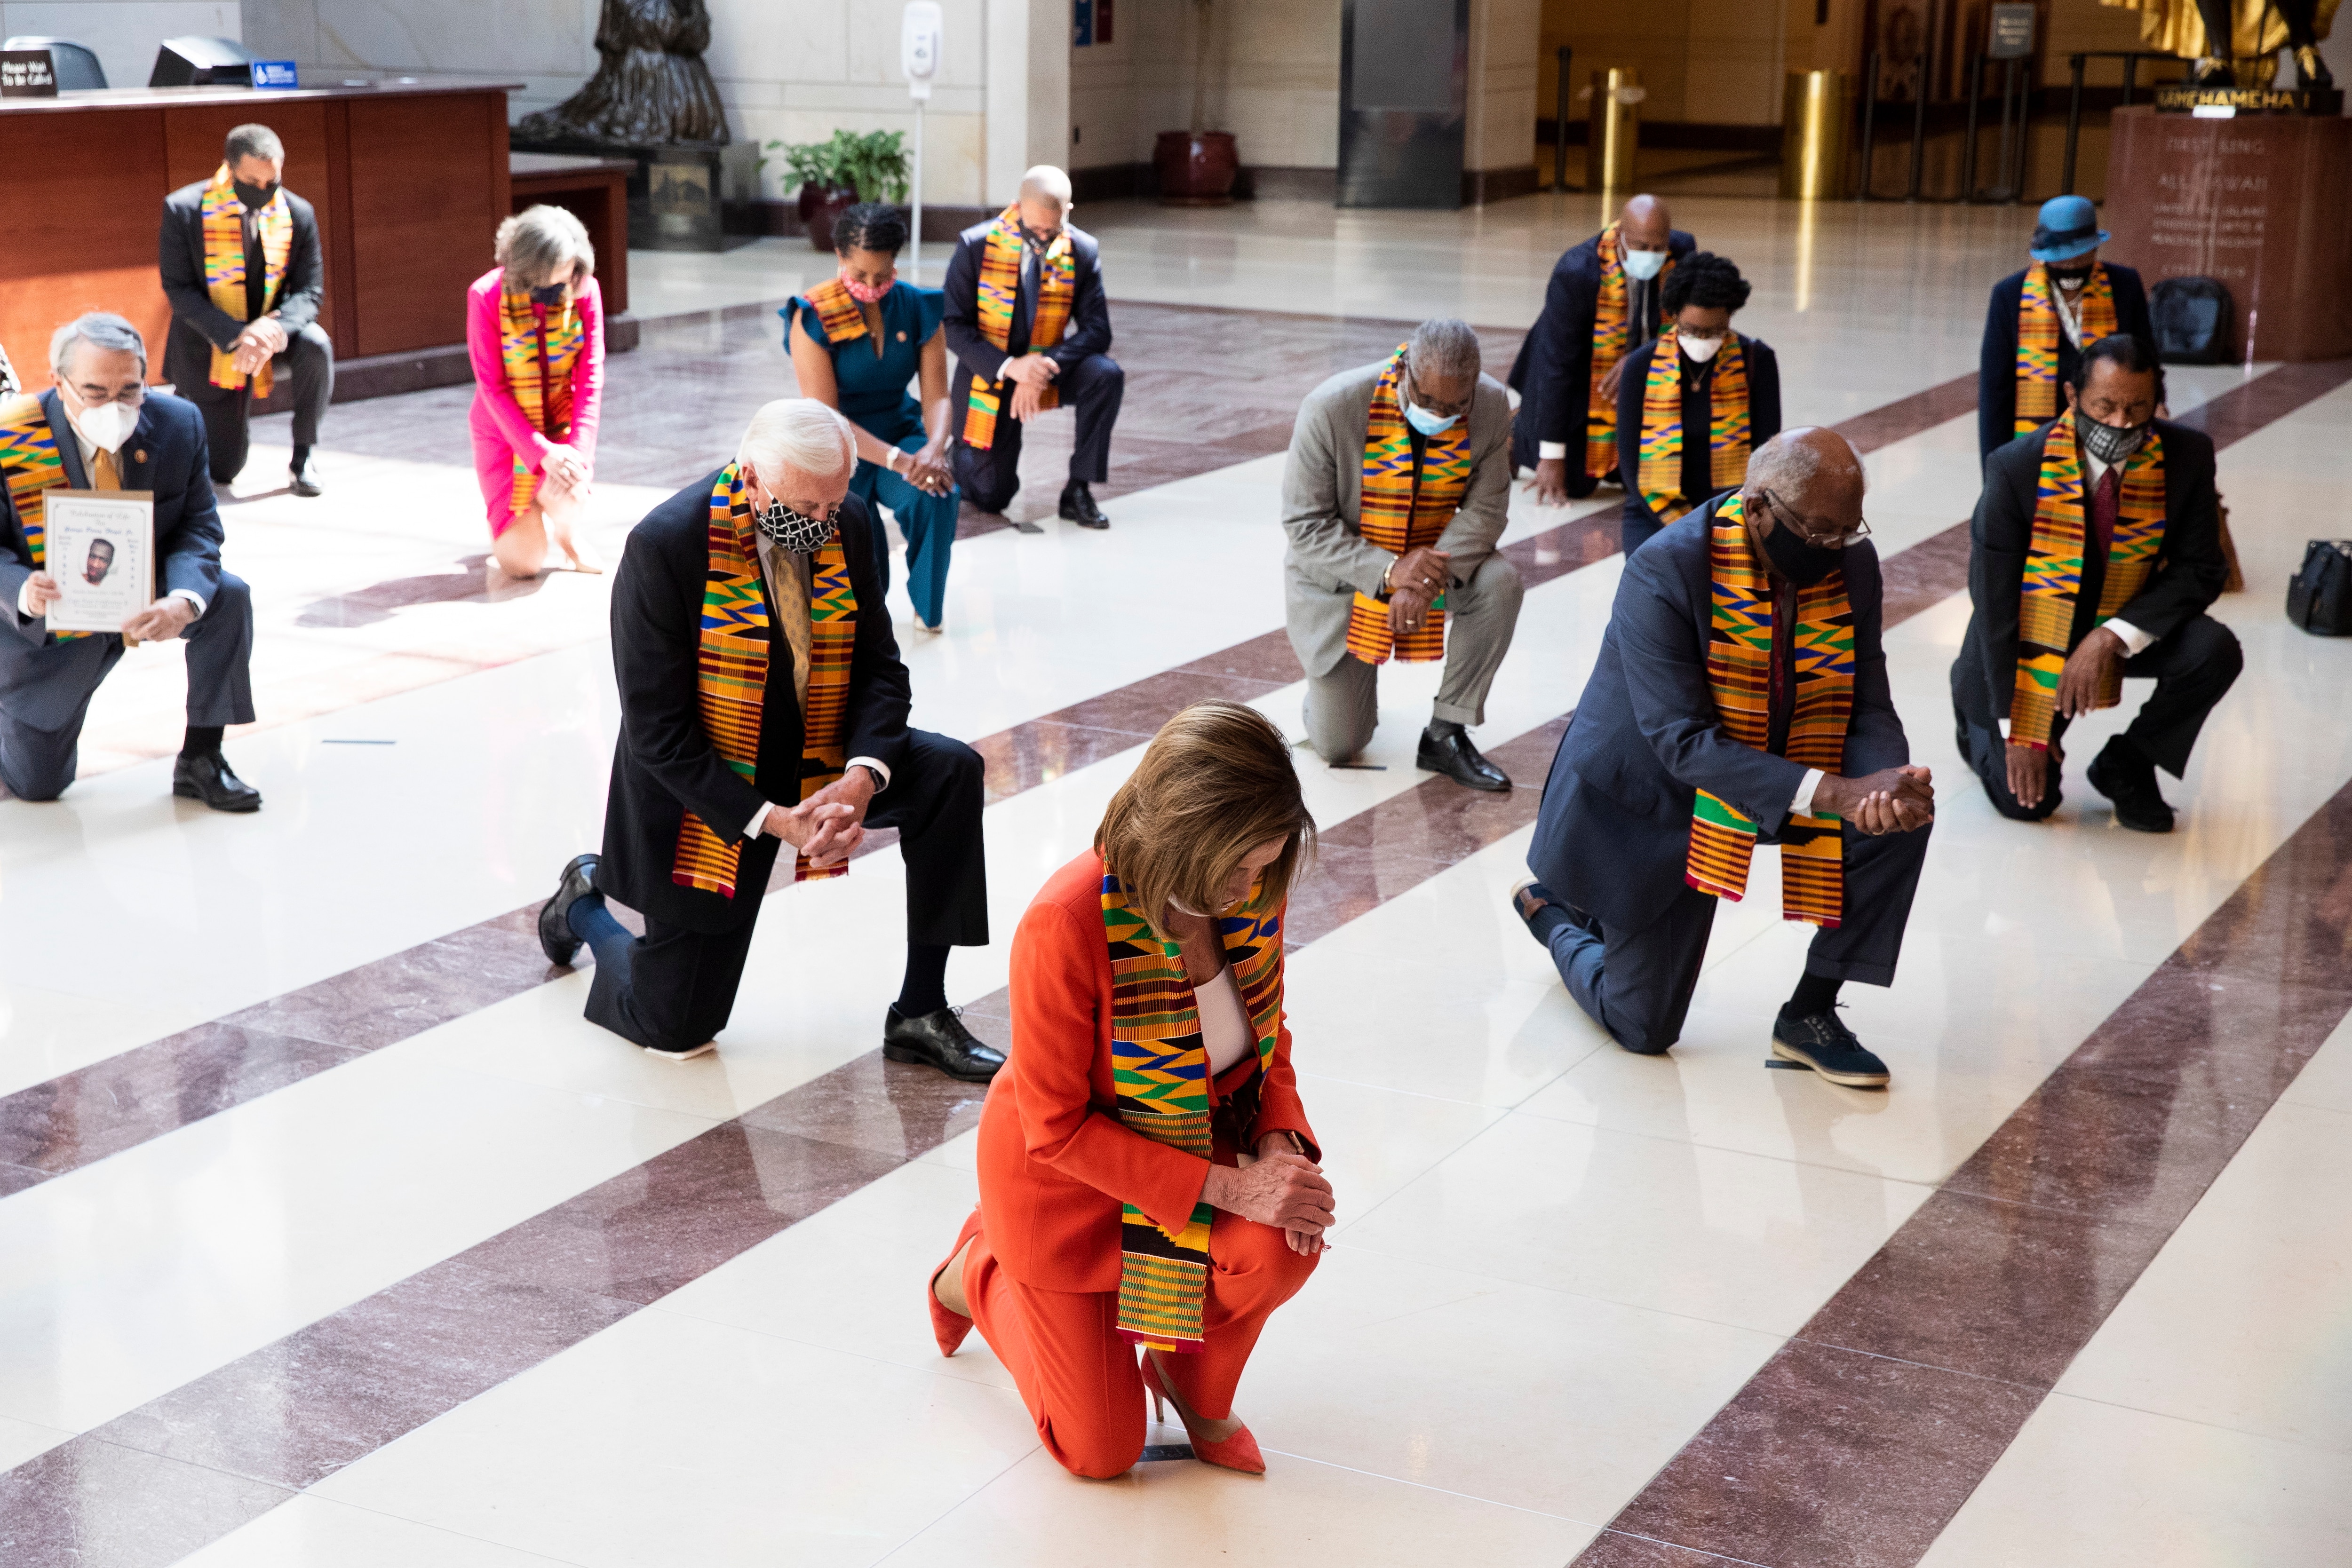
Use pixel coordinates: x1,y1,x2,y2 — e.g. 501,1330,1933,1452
1613,333,1782,538
598,477,913,933
158,181,326,394
1951,418,2224,736
941,218,1112,390
0,390,224,655
1976,263,2152,460
1507,228,1697,452
1528,497,1907,935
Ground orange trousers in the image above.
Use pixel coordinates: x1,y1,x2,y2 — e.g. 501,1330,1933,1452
960,1205,1318,1479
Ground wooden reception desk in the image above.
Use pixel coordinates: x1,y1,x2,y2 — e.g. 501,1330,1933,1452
0,78,520,392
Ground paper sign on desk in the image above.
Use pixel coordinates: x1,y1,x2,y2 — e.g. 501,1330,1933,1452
42,491,154,634
253,60,299,89
0,49,59,97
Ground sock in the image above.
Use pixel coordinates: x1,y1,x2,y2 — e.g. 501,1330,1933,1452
896,943,951,1019
181,724,224,759
1527,902,1577,945
1427,718,1464,738
291,444,310,469
1784,970,1842,1019
565,893,633,967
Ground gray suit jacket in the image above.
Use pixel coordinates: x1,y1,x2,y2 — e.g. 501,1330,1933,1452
1279,361,1513,679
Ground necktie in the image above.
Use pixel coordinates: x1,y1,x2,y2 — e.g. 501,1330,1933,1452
757,536,815,709
91,446,121,490
2089,465,2120,559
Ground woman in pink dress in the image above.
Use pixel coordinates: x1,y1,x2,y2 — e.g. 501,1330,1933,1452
468,205,605,576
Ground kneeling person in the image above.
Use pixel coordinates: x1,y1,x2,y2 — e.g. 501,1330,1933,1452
1953,333,2238,832
1517,429,1934,1086
538,399,998,1077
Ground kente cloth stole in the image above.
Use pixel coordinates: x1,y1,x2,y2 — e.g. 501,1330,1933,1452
1343,346,1471,667
802,277,869,346
0,395,91,641
199,165,294,394
2008,413,2167,749
498,290,584,518
2013,262,2116,437
669,465,858,897
1684,494,1855,928
960,206,1075,450
1635,330,1751,524
1583,224,1676,482
1101,871,1284,1354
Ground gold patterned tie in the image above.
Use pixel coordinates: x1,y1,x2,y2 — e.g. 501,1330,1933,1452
91,445,122,490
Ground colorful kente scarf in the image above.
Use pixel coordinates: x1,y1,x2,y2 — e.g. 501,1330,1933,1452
670,464,858,896
1343,345,1472,666
960,206,1075,451
1102,869,1285,1354
2014,262,2117,439
0,394,92,641
1685,494,1854,928
2009,412,2167,749
498,288,584,520
1636,329,1751,525
802,277,869,346
199,164,294,394
1584,223,1675,482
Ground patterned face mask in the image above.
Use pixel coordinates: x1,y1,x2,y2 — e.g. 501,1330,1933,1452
755,496,838,554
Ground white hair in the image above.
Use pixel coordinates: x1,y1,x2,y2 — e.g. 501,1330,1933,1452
739,399,853,484
1408,318,1481,383
50,313,147,377
1746,429,1869,497
1019,165,1073,206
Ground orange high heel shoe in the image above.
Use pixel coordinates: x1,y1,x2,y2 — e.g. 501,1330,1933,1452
1141,1350,1266,1474
927,1209,984,1358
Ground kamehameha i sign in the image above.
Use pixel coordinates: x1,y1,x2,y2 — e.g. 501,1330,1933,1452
2155,81,2344,115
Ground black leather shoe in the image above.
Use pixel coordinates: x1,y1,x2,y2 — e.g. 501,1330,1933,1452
1771,1008,1891,1088
883,1006,1006,1082
289,455,323,497
538,852,602,967
2087,739,2175,833
1417,722,1510,792
1058,481,1109,529
172,750,261,812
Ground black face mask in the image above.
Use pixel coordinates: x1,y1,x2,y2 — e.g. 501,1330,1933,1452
233,179,279,210
1760,514,1845,587
529,283,569,308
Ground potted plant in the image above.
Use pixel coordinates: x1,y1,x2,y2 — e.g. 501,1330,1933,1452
763,130,914,250
1154,0,1238,204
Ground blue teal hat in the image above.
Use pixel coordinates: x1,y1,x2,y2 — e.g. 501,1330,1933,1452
2030,195,2109,263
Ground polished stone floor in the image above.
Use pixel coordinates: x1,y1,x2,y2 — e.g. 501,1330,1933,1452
2,194,2349,1568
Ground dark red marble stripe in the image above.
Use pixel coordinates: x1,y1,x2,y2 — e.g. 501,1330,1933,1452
2171,356,2352,446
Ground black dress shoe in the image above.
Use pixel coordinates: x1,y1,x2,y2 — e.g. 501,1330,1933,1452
538,852,602,966
1417,722,1510,792
2087,739,2175,833
289,455,323,497
1058,481,1110,529
1771,1008,1891,1088
171,750,261,812
883,1006,1006,1082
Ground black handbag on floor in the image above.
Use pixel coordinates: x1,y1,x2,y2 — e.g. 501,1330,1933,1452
2286,540,2352,635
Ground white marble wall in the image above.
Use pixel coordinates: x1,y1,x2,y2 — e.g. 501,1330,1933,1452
0,0,242,90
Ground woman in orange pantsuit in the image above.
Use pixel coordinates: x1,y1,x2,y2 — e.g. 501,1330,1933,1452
928,701,1336,1478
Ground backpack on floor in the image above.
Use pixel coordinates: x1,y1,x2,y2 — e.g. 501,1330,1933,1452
2286,540,2352,636
2149,276,2232,365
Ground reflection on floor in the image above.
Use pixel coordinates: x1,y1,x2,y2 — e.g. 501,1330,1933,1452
1,192,2348,1568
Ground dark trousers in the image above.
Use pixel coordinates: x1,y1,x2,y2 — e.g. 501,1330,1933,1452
952,353,1123,512
1540,822,1933,1054
582,728,991,1053
0,572,255,800
183,323,334,483
1508,418,1607,500
1961,612,2242,821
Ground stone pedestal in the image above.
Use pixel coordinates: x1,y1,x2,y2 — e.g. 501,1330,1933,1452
2104,106,2352,364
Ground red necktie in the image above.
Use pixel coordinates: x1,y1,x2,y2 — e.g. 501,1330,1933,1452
2089,465,2120,559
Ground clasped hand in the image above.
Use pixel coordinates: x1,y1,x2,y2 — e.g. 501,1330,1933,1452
901,442,953,497
1385,545,1452,636
1812,764,1935,836
1003,353,1058,420
2054,626,2125,721
761,770,876,867
540,443,590,498
230,315,288,377
1202,1136,1336,1256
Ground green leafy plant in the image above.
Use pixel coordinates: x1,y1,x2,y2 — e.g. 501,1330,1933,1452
759,129,909,200
757,137,840,190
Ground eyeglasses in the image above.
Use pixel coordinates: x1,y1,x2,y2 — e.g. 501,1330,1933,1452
1756,488,1870,545
1401,364,1471,419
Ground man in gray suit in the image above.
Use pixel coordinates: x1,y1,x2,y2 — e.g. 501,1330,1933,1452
1280,319,1522,792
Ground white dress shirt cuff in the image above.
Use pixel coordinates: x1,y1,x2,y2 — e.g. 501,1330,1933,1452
1537,440,1568,460
1792,768,1826,819
16,578,35,620
845,756,891,791
743,804,771,842
2102,617,2154,657
169,588,207,617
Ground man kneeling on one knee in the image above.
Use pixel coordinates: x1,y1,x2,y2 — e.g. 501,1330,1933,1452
1515,428,1933,1088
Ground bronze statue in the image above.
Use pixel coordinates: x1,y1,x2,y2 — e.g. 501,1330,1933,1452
516,0,731,147
2103,0,2340,87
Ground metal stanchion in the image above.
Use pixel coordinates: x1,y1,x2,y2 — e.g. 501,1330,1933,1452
1987,56,2021,203
1552,46,1574,192
1960,53,1985,200
1906,9,1936,202
1780,69,1854,199
1856,51,1881,199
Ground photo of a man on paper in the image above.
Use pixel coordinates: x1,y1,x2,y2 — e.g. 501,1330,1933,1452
42,494,152,633
82,538,116,586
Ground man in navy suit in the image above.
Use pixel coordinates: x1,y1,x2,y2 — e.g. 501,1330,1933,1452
1513,429,1934,1087
0,313,259,809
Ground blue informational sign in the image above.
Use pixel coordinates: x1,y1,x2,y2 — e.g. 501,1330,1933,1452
252,59,299,89
1073,0,1093,48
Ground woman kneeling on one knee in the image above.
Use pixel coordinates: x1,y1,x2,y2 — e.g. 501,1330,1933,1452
928,699,1334,1479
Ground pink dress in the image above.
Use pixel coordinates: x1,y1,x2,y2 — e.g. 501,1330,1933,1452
467,269,605,537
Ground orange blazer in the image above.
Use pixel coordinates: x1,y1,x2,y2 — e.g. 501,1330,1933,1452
977,848,1319,1294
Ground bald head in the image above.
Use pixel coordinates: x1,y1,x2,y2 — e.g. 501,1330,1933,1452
1018,165,1072,236
1745,427,1867,541
1619,194,1673,250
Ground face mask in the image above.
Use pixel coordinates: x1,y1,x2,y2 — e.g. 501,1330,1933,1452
2048,262,2092,291
233,179,279,210
1402,396,1459,437
2076,410,2150,467
71,397,138,453
529,282,569,308
840,270,894,305
1679,332,1725,364
1621,247,1669,282
755,496,838,554
1760,508,1845,586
